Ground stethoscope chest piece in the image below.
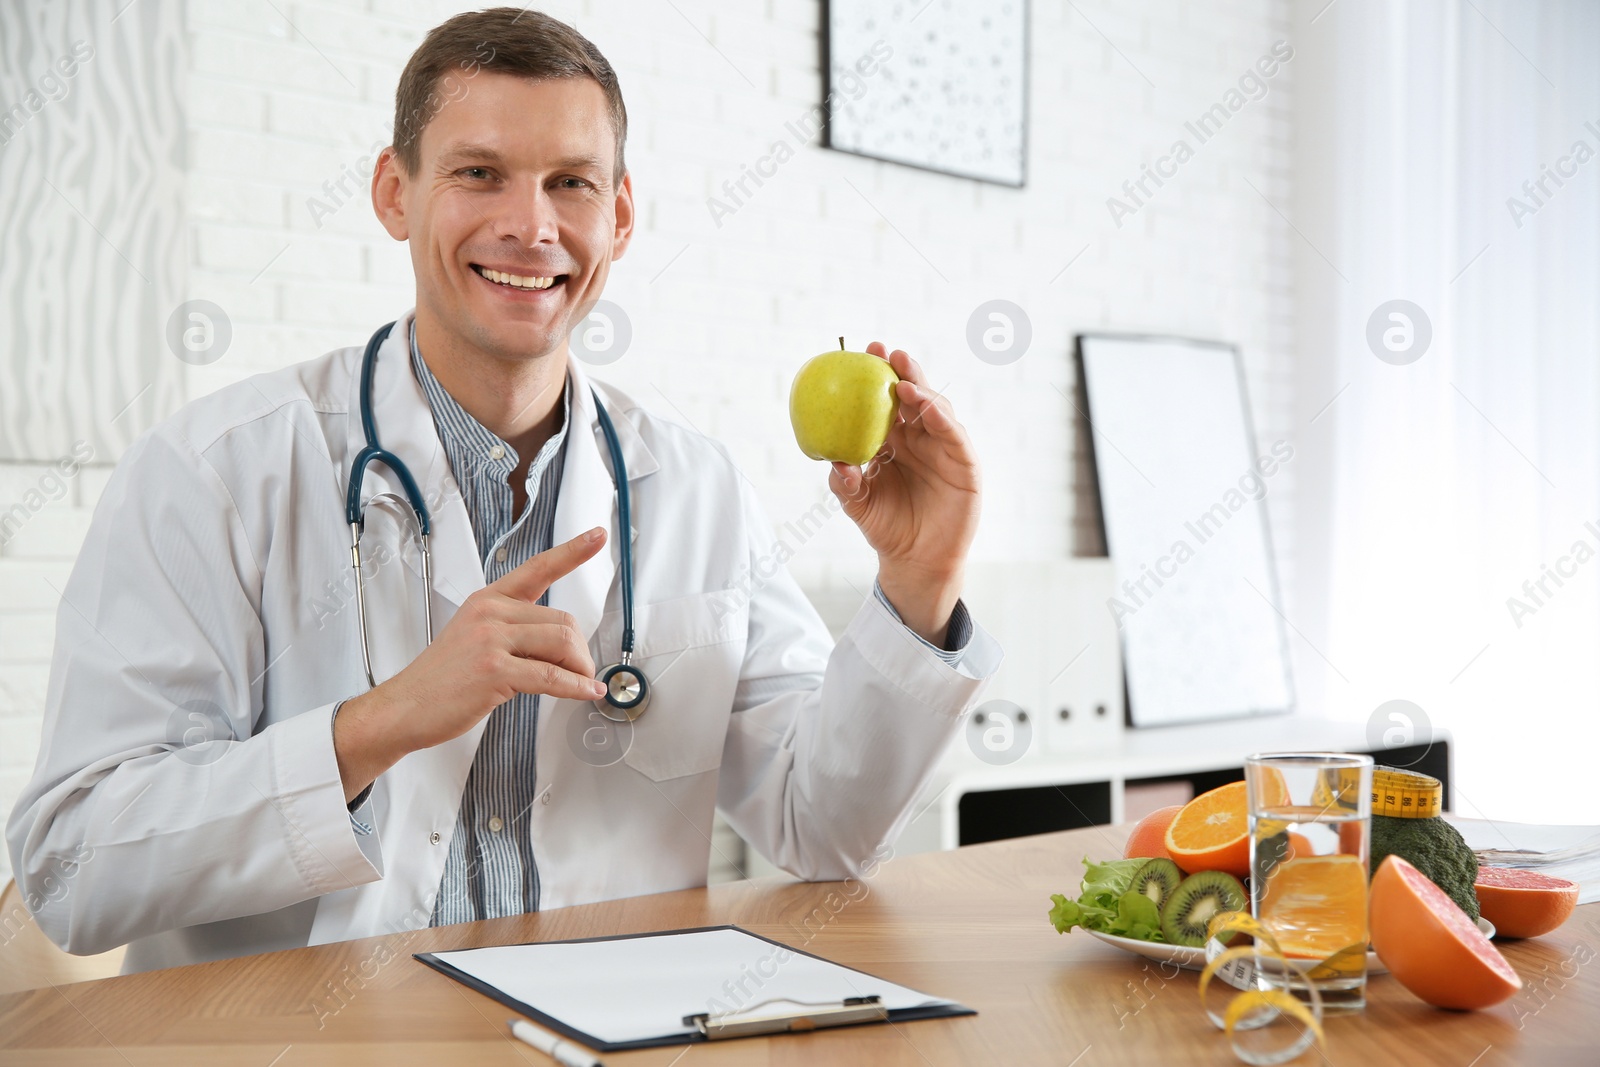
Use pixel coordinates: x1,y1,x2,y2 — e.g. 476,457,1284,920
597,660,650,721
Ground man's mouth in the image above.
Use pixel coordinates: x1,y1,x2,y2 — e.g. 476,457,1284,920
471,264,569,292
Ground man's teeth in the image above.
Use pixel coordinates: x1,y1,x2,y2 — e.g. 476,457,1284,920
478,267,558,290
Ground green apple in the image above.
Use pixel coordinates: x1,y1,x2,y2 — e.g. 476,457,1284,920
789,339,901,466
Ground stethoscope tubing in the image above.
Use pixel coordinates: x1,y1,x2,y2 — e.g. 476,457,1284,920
346,320,646,717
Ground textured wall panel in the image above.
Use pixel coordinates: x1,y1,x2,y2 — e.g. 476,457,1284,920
0,2,185,462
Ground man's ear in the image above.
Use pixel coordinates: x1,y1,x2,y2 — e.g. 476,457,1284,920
610,171,635,261
371,146,409,241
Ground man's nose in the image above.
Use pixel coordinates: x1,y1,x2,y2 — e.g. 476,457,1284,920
499,180,561,245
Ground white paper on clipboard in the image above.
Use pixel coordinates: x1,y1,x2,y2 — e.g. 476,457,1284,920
421,926,964,1047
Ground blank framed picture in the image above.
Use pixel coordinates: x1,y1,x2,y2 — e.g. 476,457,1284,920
822,0,1029,187
1076,334,1296,727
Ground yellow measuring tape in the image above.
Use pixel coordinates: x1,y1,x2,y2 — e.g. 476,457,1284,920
1197,912,1328,1065
1371,766,1443,819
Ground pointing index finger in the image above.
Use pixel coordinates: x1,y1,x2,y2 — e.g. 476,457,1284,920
492,527,607,601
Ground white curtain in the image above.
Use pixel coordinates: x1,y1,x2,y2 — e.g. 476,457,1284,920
1295,0,1600,823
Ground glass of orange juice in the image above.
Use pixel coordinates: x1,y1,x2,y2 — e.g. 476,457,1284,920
1245,752,1374,1014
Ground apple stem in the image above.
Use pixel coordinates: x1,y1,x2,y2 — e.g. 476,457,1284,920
838,336,845,350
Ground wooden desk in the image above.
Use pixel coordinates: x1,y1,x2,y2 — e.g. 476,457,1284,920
2,826,1594,1065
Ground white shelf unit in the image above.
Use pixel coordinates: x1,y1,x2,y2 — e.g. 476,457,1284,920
897,717,1454,856
717,559,1452,881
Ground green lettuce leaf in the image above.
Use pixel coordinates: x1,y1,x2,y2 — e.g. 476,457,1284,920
1048,856,1168,942
1079,856,1147,902
1106,889,1162,939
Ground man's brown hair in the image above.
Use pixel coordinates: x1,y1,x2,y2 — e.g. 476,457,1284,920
391,7,627,180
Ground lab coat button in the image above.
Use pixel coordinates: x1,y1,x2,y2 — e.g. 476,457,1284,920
429,831,441,845
540,790,551,805
488,816,504,832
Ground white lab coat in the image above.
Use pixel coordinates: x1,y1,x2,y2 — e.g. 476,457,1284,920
6,307,1000,972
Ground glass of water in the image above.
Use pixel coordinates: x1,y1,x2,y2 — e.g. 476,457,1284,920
1245,751,1374,1014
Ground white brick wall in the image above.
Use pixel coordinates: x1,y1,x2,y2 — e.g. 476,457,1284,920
0,0,1297,882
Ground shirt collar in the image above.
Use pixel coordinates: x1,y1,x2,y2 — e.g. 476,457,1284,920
409,320,572,488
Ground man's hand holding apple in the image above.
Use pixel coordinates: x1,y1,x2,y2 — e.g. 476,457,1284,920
824,342,980,648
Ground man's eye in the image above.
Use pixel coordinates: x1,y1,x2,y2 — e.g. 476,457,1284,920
559,177,590,189
462,167,492,180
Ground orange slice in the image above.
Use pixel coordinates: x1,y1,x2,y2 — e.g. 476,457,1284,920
1164,781,1251,878
1258,854,1368,960
1253,765,1292,809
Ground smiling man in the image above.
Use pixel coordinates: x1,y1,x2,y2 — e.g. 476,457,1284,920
7,8,1001,972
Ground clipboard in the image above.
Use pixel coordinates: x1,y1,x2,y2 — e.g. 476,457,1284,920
414,924,974,1051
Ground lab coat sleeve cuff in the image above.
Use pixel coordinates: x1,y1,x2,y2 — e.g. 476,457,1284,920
850,585,1003,705
272,702,385,895
331,700,376,836
871,578,973,662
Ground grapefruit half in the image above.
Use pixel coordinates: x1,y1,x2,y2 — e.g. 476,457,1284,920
1370,855,1522,1010
1474,866,1579,939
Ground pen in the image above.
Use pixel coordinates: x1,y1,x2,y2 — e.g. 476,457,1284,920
507,1017,604,1067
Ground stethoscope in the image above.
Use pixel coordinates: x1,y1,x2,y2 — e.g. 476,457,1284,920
345,321,650,722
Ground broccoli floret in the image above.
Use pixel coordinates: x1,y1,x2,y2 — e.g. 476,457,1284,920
1370,815,1480,921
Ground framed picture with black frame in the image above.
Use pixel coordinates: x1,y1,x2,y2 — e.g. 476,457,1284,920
821,0,1029,187
1075,332,1296,728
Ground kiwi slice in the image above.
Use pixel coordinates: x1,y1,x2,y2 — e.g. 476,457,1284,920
1160,870,1248,947
1128,858,1183,911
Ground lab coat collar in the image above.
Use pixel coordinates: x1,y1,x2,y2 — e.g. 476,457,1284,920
548,357,658,645
343,309,658,641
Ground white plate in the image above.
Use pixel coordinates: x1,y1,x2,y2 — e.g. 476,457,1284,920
1085,916,1495,975
1085,929,1385,976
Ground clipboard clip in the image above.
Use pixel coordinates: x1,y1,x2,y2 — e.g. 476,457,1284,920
683,995,888,1040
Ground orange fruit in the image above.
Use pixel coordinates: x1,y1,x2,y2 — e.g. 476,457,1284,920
1337,819,1364,856
1123,805,1182,860
1369,855,1522,1010
1258,854,1368,959
1164,781,1251,878
1474,867,1578,939
1285,831,1315,861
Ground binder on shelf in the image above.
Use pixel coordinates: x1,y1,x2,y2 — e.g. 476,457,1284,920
415,924,974,1052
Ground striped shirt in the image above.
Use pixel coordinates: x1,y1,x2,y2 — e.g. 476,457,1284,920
410,323,572,925
351,324,974,924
